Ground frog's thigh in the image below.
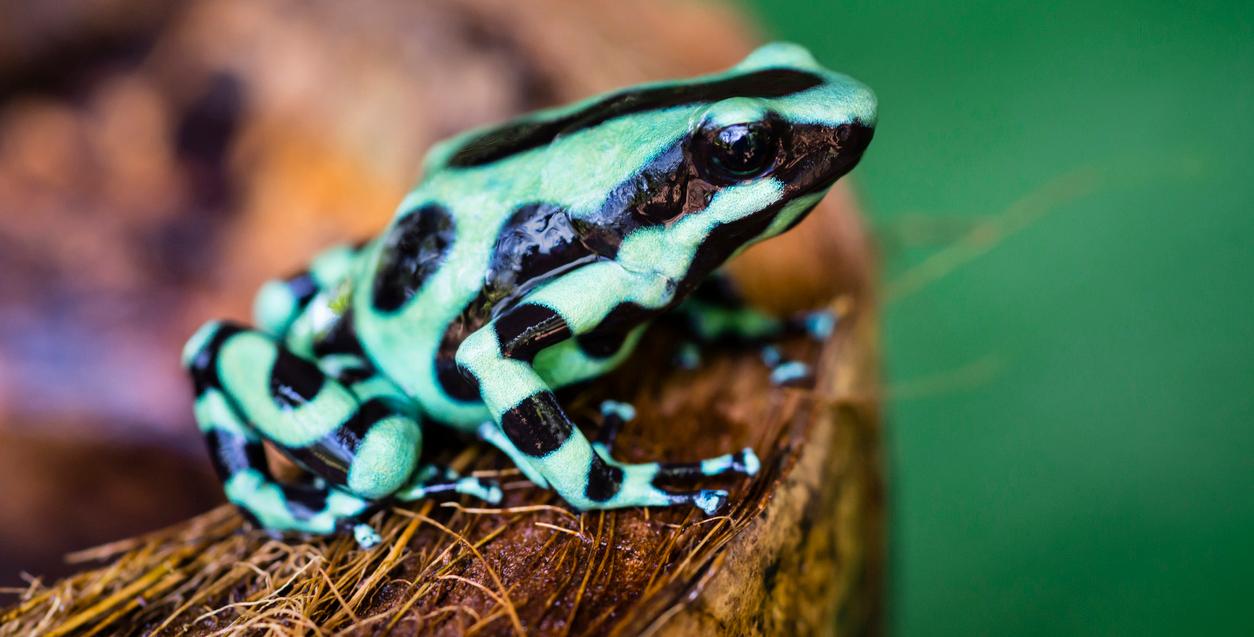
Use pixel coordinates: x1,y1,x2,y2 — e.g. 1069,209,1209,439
184,321,377,535
190,320,422,501
532,325,644,389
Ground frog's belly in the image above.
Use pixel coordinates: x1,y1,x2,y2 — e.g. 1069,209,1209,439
353,253,493,430
359,318,490,430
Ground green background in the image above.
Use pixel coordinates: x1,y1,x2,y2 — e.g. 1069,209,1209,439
743,1,1253,635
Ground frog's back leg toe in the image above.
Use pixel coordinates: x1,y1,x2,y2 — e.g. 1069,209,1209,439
394,464,503,505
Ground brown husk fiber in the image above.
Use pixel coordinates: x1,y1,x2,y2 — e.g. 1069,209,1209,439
0,312,852,635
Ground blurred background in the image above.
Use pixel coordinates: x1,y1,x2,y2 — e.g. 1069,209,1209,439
750,1,1253,635
0,1,1250,635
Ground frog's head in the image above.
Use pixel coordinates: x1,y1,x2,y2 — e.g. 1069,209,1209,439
551,42,876,286
688,42,877,203
427,42,874,287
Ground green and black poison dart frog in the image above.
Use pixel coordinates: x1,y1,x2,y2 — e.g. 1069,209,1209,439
181,43,875,547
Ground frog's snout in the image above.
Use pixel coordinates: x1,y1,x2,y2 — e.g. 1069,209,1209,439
831,120,875,177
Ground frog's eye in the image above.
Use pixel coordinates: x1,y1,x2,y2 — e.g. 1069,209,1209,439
697,121,779,183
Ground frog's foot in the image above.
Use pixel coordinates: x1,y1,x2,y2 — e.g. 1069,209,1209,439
583,400,758,516
757,310,836,386
253,243,361,338
220,467,378,540
670,296,834,377
580,454,760,517
594,445,759,482
760,345,814,387
657,448,761,480
352,523,383,549
393,464,503,505
206,439,383,548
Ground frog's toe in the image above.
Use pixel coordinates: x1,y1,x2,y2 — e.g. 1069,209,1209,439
456,476,503,504
352,523,383,549
802,310,837,340
594,399,637,452
674,341,702,369
769,360,812,387
486,483,504,505
693,489,730,516
646,447,762,482
734,447,761,476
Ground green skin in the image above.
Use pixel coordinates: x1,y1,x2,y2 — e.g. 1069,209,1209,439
182,43,876,546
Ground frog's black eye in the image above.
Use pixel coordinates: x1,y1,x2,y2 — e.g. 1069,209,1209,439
699,121,779,183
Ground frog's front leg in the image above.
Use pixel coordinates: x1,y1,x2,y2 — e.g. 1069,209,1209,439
673,271,834,385
455,274,757,516
678,271,836,344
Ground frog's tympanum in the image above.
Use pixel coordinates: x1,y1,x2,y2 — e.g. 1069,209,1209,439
183,43,876,546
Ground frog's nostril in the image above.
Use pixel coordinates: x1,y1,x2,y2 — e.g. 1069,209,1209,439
822,121,874,181
836,121,874,158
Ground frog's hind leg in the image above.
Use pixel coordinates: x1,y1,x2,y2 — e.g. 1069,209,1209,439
186,372,373,538
252,243,361,338
183,320,420,542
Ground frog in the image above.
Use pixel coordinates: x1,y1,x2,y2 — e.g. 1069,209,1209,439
181,42,875,547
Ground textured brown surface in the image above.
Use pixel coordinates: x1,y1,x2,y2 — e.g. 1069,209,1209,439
0,297,880,636
0,1,883,634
